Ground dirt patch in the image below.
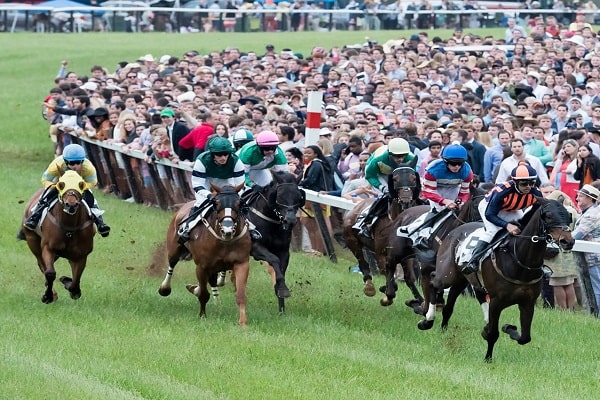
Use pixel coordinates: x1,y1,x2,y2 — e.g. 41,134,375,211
147,241,167,277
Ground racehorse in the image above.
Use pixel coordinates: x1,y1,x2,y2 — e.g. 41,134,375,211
18,170,95,303
386,186,485,315
425,198,574,361
158,183,252,326
245,171,306,313
343,167,424,306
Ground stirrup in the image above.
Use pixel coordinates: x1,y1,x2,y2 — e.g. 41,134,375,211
178,230,190,244
250,229,262,241
97,224,110,238
461,262,478,275
358,226,372,239
24,220,37,231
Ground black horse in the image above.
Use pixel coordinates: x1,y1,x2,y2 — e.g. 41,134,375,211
245,171,306,313
386,186,486,316
428,198,575,361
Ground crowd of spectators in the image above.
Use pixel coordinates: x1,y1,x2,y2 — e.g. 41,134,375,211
43,12,600,314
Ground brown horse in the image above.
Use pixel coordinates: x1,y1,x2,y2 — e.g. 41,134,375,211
386,186,486,315
158,183,252,326
343,167,424,306
18,170,96,303
425,198,575,361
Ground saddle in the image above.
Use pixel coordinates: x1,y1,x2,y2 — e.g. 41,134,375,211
456,228,510,268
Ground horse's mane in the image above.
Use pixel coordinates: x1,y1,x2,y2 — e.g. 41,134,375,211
271,171,297,186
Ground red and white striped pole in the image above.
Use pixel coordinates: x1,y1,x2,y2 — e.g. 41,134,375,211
305,91,323,147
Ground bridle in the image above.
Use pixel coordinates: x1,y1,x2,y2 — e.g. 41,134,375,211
251,182,304,229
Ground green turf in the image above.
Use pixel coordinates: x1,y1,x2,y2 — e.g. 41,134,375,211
0,31,598,400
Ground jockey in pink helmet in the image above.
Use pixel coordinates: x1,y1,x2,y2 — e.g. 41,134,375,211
237,130,288,190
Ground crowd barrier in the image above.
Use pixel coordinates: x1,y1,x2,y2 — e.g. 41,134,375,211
73,133,599,254
1,5,592,33
73,133,600,311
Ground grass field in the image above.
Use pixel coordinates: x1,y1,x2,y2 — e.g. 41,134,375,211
0,30,599,399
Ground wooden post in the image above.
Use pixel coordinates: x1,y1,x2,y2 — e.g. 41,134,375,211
310,202,337,263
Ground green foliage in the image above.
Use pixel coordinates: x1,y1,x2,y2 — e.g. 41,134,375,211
0,31,598,400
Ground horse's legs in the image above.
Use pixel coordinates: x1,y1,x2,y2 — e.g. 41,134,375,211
482,297,502,362
39,248,57,304
233,261,249,326
441,278,468,331
252,244,290,300
194,273,211,318
417,265,437,329
265,262,286,313
158,253,180,297
380,254,398,307
503,300,536,345
59,259,87,299
402,258,425,314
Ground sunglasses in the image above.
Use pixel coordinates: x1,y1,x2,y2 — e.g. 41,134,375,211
212,151,230,157
260,146,277,152
517,180,536,187
67,160,82,166
447,160,464,167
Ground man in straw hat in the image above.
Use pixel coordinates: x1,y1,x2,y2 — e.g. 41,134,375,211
572,183,600,315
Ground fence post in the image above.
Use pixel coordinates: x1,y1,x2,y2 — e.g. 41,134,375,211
310,202,337,263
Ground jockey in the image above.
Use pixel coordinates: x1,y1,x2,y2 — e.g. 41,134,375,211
238,130,288,189
24,143,110,237
355,138,415,238
398,143,473,246
462,161,543,274
177,136,261,244
231,127,255,152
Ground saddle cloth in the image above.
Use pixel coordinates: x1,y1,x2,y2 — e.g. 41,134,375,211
456,228,486,267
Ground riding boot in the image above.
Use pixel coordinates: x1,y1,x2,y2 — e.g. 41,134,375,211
247,220,262,241
94,215,111,237
178,206,201,244
462,240,488,274
358,221,373,239
24,199,48,231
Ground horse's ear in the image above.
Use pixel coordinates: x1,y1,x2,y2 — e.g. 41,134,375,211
79,181,86,191
57,182,65,191
234,182,245,193
210,183,221,194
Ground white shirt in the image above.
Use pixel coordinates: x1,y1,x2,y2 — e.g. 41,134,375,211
495,154,549,185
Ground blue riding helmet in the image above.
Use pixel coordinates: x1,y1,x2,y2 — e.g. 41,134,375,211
63,144,86,162
441,144,467,162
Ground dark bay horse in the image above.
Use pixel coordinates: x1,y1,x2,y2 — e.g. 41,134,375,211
245,171,306,313
426,198,574,361
343,167,424,306
159,183,252,326
386,187,485,315
18,170,95,303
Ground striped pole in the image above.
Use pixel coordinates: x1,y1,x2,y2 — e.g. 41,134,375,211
305,91,323,147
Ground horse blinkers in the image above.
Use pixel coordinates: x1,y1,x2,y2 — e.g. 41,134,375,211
392,167,416,205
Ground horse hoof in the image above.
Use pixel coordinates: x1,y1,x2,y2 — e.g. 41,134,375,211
417,319,434,331
276,288,291,299
158,287,172,297
59,276,72,289
405,299,424,315
186,284,200,296
380,297,393,307
364,281,376,297
70,290,81,300
501,324,518,334
41,292,56,304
